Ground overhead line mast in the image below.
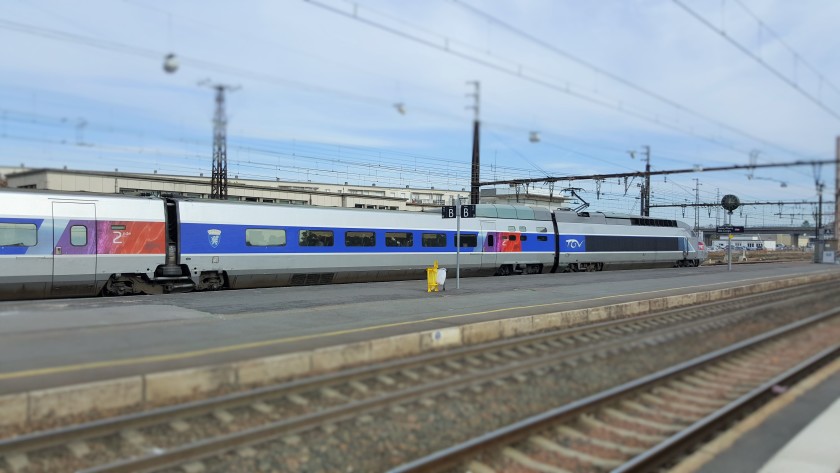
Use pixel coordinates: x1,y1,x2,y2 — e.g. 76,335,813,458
200,80,239,200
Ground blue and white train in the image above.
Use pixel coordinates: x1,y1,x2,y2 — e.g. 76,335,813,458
0,189,707,300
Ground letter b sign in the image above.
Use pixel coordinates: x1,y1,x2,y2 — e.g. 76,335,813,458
461,205,476,218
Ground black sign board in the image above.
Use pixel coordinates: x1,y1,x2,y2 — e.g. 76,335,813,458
442,205,476,219
716,225,745,233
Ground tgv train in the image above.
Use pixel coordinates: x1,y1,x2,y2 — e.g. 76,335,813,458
0,189,707,300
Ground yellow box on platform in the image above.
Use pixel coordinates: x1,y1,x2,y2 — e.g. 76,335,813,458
427,260,439,292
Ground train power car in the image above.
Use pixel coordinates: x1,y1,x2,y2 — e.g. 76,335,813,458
0,190,168,299
0,189,705,300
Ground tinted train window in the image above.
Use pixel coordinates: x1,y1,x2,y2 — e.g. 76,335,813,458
508,234,517,241
299,230,334,247
70,225,87,246
537,226,548,233
457,234,478,248
0,223,37,247
519,226,526,232
507,226,516,231
346,231,375,247
537,235,548,241
385,232,413,247
246,228,286,247
487,235,495,246
422,233,446,247
520,235,528,241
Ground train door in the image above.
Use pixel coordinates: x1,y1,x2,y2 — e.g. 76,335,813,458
480,220,497,269
51,202,98,296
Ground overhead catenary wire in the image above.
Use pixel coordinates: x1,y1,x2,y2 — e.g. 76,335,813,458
307,0,829,165
731,0,840,98
672,0,840,122
1,12,825,184
450,0,822,163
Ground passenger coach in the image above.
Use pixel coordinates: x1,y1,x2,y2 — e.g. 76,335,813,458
0,189,705,300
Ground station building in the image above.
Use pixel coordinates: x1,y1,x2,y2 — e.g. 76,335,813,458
0,166,566,211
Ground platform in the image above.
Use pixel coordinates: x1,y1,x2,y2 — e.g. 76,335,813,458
0,262,836,396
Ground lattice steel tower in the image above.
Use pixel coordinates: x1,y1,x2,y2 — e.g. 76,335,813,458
200,80,239,199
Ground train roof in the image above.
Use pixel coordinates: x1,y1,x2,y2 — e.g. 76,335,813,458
0,188,164,202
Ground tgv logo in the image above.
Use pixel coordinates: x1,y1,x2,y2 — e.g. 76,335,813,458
565,238,583,248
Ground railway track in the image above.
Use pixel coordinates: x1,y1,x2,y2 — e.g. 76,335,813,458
389,311,840,473
0,281,838,473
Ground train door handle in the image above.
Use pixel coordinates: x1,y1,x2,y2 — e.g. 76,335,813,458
55,247,62,255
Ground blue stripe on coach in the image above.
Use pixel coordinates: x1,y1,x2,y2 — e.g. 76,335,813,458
179,223,554,254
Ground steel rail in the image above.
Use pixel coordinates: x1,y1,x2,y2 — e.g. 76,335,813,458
2,280,825,457
613,343,840,472
73,288,829,473
386,307,840,473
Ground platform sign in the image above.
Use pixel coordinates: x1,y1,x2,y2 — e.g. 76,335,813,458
442,201,476,290
442,205,476,219
716,225,745,233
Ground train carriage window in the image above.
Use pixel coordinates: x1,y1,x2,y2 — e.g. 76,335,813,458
385,232,413,247
346,231,376,247
536,226,548,233
422,233,447,247
519,226,527,232
299,230,334,247
0,223,37,247
507,226,516,232
520,235,528,241
457,234,478,248
70,225,87,246
246,228,286,247
537,235,548,241
487,234,494,247
508,234,517,241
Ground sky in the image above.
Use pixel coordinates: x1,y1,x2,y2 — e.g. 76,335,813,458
1,0,839,228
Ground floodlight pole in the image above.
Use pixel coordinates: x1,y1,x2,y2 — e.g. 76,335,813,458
467,81,480,205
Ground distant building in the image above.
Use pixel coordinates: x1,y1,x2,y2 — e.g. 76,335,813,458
2,167,567,211
710,234,778,251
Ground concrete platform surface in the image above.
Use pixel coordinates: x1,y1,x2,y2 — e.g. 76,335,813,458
0,262,837,395
696,367,840,473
